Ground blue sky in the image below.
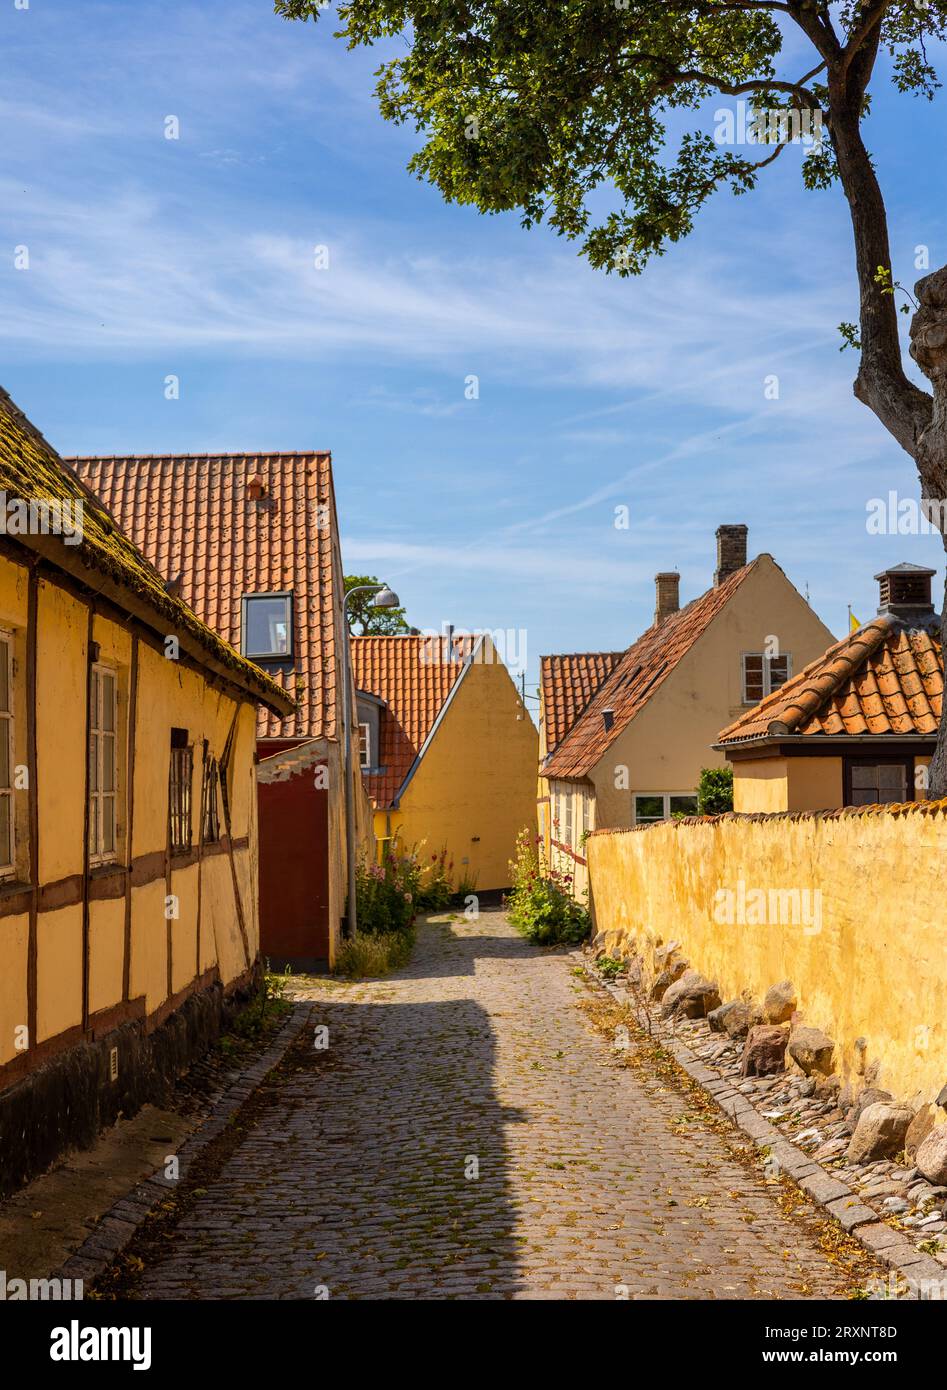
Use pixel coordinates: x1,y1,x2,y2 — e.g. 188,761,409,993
2,1,945,700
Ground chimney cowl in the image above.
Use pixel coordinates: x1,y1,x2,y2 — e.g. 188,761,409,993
714,524,748,587
654,571,680,627
873,562,938,630
602,708,615,733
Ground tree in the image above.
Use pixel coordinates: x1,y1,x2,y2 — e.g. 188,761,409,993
344,574,410,634
698,766,734,816
280,0,947,794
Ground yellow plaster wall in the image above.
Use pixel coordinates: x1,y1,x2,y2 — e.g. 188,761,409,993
0,549,265,1089
36,581,87,884
0,911,28,1065
391,649,538,891
733,758,789,813
88,896,126,1017
588,802,947,1105
37,904,83,1042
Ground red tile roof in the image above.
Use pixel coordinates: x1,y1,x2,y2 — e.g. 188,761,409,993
717,616,943,744
67,452,340,741
543,562,758,778
540,652,622,755
0,395,291,716
351,634,476,809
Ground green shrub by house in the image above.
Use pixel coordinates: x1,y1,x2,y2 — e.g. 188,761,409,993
507,830,590,946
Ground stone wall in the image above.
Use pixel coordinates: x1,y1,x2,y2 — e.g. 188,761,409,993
587,801,947,1107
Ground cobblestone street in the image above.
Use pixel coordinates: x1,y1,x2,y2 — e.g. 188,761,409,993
130,911,857,1300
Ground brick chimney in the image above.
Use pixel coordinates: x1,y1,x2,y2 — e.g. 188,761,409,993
714,524,748,587
654,571,680,626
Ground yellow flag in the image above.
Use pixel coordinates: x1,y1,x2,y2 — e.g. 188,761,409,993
849,610,861,632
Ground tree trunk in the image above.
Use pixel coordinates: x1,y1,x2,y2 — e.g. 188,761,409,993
909,266,947,798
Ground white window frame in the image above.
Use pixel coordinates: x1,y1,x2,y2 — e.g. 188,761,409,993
0,631,14,876
741,651,792,705
564,788,573,848
358,720,372,770
632,791,699,827
89,663,118,865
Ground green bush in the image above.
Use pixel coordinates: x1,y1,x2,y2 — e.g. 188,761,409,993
416,846,454,912
353,847,421,934
697,766,734,815
334,928,415,979
506,829,590,946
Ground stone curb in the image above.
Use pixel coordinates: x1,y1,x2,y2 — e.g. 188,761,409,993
573,955,945,1300
54,1003,313,1286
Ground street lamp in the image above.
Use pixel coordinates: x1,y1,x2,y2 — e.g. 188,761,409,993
341,583,400,938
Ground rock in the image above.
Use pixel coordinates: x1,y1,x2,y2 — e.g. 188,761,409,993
650,960,688,1001
847,1087,894,1133
741,1024,789,1078
763,981,796,1025
846,1102,915,1165
708,999,749,1037
916,1125,947,1187
660,969,720,1020
882,1196,909,1214
799,1077,816,1098
814,1074,841,1103
787,1026,835,1077
905,1104,939,1160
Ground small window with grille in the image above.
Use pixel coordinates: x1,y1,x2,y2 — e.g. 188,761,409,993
169,728,193,853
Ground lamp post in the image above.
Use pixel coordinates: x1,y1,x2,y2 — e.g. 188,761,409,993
341,583,400,938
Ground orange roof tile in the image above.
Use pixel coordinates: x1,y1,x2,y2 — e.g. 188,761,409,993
67,452,340,741
543,562,758,779
540,652,622,755
0,393,291,716
352,634,478,809
717,616,943,744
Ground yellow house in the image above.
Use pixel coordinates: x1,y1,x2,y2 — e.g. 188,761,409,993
0,388,293,1196
716,563,940,812
351,632,537,892
540,526,835,896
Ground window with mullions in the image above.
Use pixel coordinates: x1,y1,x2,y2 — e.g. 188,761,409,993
741,652,792,705
89,664,118,864
0,632,14,874
169,728,193,853
202,754,221,844
633,792,698,827
241,592,293,660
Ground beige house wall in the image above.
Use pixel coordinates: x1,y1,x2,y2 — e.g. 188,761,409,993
590,556,835,828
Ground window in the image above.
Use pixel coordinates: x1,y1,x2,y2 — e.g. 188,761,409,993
847,760,908,807
742,652,792,705
0,633,13,874
169,728,193,853
241,592,293,660
89,664,118,864
564,789,573,847
202,754,221,844
633,792,698,827
581,792,592,838
358,721,371,770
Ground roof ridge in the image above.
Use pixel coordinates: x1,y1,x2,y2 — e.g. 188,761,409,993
64,450,331,462
545,559,759,777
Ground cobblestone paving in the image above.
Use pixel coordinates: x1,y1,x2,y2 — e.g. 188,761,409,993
136,911,852,1300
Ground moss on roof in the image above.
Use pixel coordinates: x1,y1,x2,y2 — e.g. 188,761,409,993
0,388,293,714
